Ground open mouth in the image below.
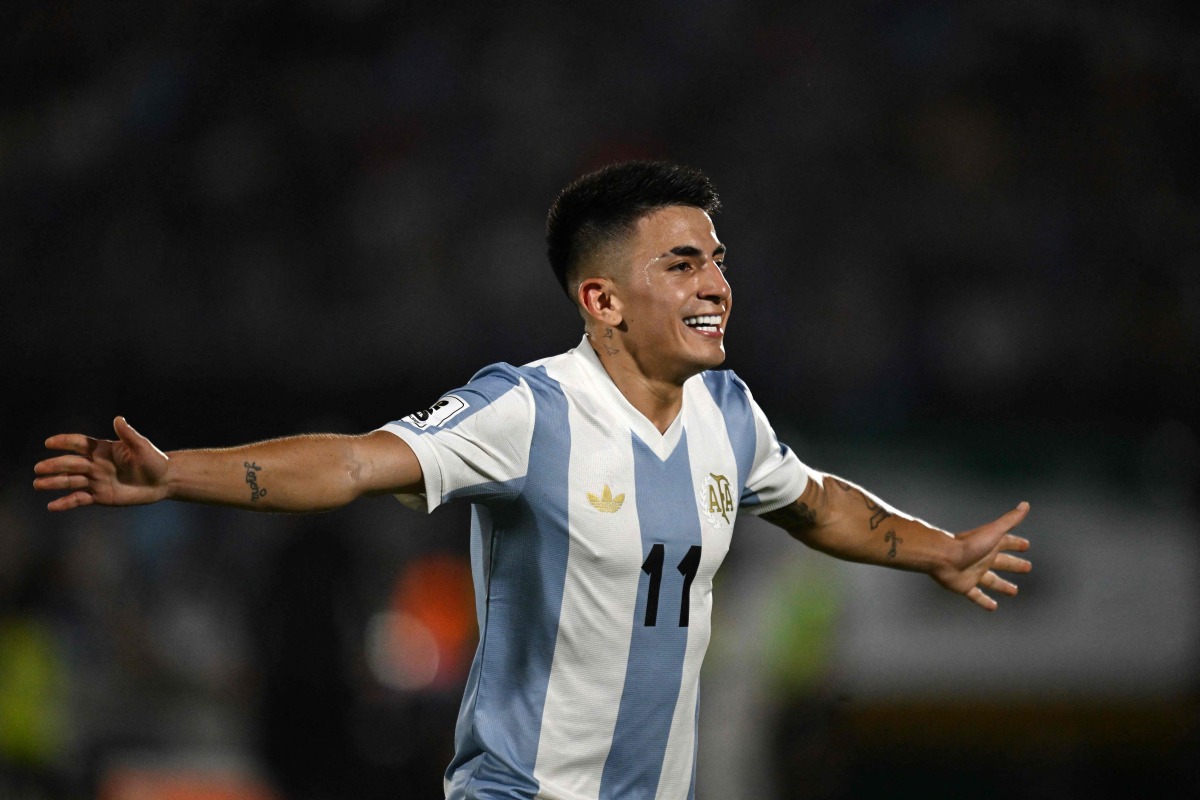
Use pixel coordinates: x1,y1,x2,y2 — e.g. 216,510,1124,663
683,314,723,334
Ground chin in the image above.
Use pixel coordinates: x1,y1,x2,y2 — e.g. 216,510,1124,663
690,345,727,373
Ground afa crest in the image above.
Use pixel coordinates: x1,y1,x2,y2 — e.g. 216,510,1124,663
698,473,735,527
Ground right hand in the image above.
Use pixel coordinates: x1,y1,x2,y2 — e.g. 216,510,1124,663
929,502,1032,611
34,416,170,511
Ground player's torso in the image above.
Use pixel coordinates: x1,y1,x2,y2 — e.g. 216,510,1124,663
512,358,741,799
549,372,740,639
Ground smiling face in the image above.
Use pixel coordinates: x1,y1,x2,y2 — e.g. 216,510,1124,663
599,204,732,384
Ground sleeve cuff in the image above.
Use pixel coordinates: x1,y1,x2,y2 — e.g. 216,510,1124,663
744,465,821,517
377,423,445,513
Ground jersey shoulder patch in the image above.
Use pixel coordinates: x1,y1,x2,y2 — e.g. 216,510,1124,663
403,395,469,429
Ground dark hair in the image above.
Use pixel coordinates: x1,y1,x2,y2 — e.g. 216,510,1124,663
545,161,721,299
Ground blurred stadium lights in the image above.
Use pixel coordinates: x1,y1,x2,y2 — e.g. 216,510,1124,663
366,552,475,694
366,611,441,692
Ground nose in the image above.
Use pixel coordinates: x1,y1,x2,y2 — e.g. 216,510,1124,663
698,261,731,305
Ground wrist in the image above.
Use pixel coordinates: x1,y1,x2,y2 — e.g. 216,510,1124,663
893,518,956,575
160,450,183,502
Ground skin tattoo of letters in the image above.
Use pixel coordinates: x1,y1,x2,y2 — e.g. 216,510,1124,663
244,462,267,502
884,529,902,559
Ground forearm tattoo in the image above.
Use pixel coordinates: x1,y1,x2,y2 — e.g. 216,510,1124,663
833,478,893,530
884,529,902,559
244,461,268,502
761,500,818,532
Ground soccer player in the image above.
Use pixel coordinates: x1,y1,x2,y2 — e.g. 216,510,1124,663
34,161,1031,800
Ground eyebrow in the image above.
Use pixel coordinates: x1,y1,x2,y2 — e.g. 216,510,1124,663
657,244,727,260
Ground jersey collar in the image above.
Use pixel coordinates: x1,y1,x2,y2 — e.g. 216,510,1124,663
570,335,689,460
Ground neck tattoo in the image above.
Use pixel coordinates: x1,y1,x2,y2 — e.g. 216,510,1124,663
600,327,619,355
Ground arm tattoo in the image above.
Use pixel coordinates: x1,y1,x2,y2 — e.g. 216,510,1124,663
884,529,902,559
761,500,818,533
833,478,893,530
244,461,268,502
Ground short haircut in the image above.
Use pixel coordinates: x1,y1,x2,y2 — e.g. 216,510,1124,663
546,161,721,300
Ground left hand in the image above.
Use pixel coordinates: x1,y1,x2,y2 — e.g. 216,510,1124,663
931,502,1032,611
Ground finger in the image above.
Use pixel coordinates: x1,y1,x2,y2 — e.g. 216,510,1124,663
114,416,142,447
980,570,1018,597
114,416,165,458
33,455,94,476
47,491,95,512
994,501,1030,532
33,474,91,492
993,552,1032,574
44,433,95,455
1000,533,1031,553
966,586,998,612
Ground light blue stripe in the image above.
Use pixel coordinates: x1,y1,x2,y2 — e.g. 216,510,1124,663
392,364,524,435
701,371,757,501
599,432,702,800
446,366,570,800
444,478,525,506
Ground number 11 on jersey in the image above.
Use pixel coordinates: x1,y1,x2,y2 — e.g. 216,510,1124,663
640,544,702,627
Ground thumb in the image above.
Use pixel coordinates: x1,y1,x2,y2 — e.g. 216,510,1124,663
114,416,169,462
113,416,146,449
976,501,1030,544
959,501,1030,562
998,501,1031,532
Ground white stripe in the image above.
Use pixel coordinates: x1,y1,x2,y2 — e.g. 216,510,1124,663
381,383,534,512
649,380,738,798
744,390,815,513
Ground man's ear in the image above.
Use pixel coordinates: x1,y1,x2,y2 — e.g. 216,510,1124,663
578,276,623,327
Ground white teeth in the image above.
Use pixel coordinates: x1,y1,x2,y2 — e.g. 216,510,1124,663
683,314,722,329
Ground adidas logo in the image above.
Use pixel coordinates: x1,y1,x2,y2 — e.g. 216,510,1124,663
587,485,625,513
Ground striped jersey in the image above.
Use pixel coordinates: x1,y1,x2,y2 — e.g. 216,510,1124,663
381,337,816,800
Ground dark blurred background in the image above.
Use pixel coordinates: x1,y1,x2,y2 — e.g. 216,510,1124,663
2,1,1198,798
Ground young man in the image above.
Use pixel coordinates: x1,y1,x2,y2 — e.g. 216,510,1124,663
34,162,1031,800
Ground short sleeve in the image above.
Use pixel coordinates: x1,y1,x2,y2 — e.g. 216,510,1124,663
701,371,821,516
741,389,819,515
378,363,535,513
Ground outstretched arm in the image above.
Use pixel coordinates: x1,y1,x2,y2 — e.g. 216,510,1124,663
34,416,422,513
761,474,1031,611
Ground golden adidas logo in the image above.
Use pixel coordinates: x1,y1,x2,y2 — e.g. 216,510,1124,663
586,485,625,513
